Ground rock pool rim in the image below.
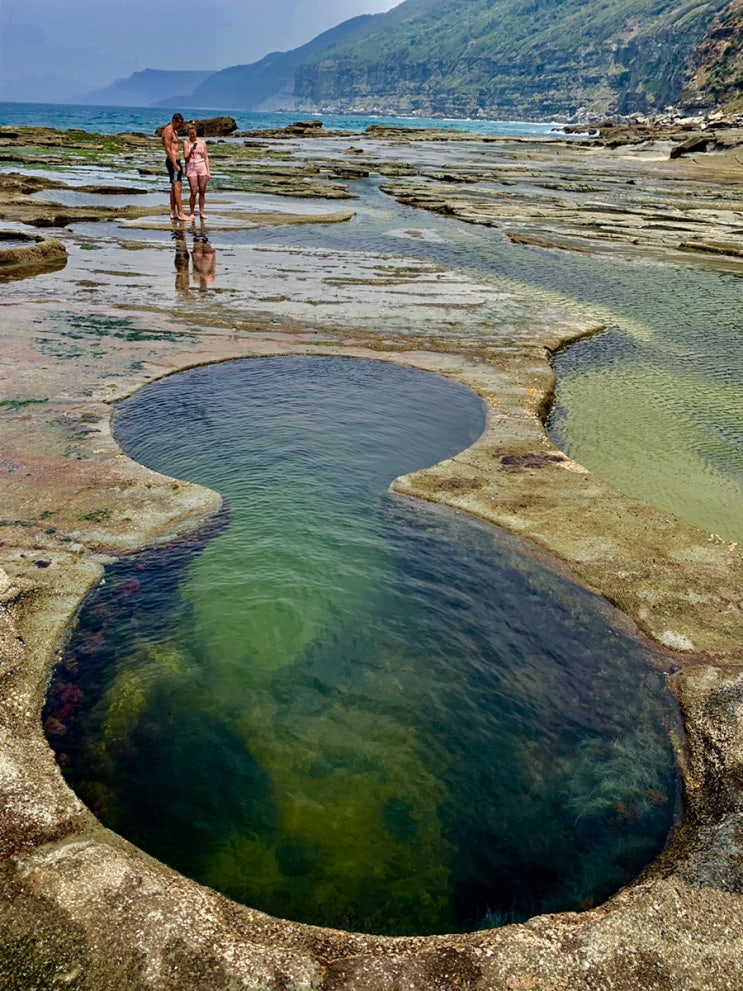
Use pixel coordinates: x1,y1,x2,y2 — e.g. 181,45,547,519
50,353,682,937
0,227,67,276
2,334,741,988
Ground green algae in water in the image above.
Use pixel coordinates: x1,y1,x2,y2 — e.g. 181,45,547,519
47,357,681,936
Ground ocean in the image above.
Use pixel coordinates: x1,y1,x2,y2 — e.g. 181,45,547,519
0,100,569,138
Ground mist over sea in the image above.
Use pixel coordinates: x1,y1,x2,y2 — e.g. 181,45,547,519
0,101,570,137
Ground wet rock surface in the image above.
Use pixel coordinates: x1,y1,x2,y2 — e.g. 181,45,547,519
0,123,741,989
0,229,66,275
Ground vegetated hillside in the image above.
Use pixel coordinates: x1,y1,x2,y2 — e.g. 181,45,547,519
680,0,743,111
184,14,376,110
290,0,735,119
82,70,214,107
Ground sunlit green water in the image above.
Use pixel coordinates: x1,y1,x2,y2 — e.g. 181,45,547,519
548,318,743,544
47,357,681,935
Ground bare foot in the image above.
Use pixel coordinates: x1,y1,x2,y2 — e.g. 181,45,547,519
176,214,189,222
200,213,207,220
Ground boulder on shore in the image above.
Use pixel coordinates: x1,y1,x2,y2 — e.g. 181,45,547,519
670,133,711,158
155,115,237,138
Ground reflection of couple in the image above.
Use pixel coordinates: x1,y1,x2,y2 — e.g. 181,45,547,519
173,231,216,293
192,233,216,288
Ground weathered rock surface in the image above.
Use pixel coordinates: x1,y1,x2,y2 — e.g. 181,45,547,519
0,123,741,990
0,230,67,275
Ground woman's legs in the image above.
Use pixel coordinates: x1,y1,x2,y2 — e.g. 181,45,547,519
198,175,208,218
188,176,198,219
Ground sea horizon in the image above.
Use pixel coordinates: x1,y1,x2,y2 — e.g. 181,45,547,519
0,99,572,138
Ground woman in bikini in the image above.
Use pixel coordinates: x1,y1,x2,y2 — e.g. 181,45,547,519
184,122,211,221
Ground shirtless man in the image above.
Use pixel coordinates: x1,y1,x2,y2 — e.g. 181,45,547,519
162,112,187,221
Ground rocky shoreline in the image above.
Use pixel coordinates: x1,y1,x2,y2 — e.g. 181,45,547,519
575,110,743,155
0,123,741,990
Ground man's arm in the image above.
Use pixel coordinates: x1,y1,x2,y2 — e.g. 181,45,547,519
163,125,179,166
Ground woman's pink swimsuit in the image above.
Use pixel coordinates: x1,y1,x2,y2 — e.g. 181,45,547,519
186,143,208,178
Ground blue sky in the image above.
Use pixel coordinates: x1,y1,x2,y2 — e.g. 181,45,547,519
0,0,400,102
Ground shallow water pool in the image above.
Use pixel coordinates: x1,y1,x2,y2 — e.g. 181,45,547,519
47,356,681,935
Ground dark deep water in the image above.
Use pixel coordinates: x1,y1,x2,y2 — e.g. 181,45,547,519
46,356,681,935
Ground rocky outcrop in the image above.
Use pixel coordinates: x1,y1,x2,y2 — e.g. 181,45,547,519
0,230,66,276
154,116,237,137
669,132,713,157
239,120,336,138
191,115,238,137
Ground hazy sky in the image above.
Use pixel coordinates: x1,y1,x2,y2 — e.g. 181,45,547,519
0,0,400,102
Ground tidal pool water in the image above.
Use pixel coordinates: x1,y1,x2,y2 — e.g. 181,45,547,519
548,306,743,545
47,356,681,936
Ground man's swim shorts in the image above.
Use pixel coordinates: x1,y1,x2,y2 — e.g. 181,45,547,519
166,158,184,183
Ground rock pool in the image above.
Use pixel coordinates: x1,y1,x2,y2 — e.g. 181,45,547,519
47,357,681,935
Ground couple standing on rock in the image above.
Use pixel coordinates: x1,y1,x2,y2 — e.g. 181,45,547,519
162,112,211,222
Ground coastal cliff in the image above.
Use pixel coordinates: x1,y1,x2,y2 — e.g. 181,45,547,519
681,0,743,111
290,0,739,119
